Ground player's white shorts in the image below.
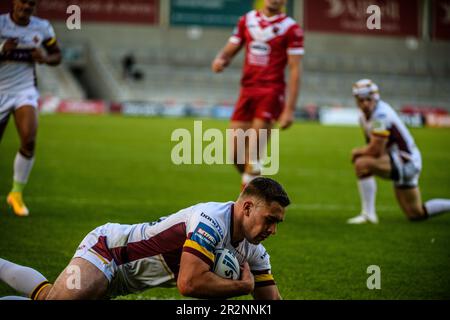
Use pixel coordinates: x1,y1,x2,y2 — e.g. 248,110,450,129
73,223,176,298
389,148,422,188
0,88,40,123
73,224,118,283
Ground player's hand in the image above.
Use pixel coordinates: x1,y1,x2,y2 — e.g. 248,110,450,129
278,109,295,130
239,262,255,294
211,57,229,73
1,38,18,53
351,148,363,163
31,48,48,64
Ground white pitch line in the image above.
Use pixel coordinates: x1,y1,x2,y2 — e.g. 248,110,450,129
289,203,397,212
21,196,398,212
22,195,166,207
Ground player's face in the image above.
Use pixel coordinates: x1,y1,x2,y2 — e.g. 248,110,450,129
264,0,286,13
13,0,36,20
243,199,285,244
356,96,376,118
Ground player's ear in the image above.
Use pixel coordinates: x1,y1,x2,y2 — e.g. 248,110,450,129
243,200,253,216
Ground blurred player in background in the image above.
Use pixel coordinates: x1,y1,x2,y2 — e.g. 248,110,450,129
212,0,304,188
0,177,289,300
348,79,450,224
0,0,61,216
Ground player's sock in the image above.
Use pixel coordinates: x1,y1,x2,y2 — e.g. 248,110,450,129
12,151,35,191
0,296,31,300
0,258,48,299
424,199,450,217
357,176,377,220
11,181,26,193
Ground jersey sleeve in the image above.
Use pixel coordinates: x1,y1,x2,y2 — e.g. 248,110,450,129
248,245,276,288
229,15,246,45
371,112,391,138
42,21,57,48
183,209,224,268
286,24,304,56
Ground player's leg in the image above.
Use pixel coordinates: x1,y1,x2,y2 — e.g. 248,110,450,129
0,257,50,299
348,154,391,224
7,105,38,217
1,257,109,300
395,188,450,221
229,120,253,174
243,118,273,185
241,89,280,186
423,199,450,218
44,257,109,300
392,149,450,220
394,187,427,221
229,90,256,188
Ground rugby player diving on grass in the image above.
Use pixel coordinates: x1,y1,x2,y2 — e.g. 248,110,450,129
0,177,288,300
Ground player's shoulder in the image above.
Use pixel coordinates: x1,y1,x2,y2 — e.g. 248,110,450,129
239,9,256,24
283,14,299,26
279,14,303,37
240,241,271,265
29,15,53,30
245,10,258,19
372,100,389,117
190,201,233,238
251,242,270,258
372,100,395,120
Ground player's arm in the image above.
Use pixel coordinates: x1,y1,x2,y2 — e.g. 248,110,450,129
211,41,242,73
212,15,245,73
253,284,281,300
32,37,62,66
250,269,280,300
279,54,302,129
0,38,33,62
177,250,254,299
352,133,388,162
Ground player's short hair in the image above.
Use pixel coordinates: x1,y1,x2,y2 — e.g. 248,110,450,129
241,177,291,207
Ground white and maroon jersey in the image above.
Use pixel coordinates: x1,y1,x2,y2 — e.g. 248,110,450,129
229,10,304,91
0,13,56,94
359,100,422,167
90,202,275,296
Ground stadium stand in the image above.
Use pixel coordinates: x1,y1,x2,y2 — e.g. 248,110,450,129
48,13,450,112
36,60,86,100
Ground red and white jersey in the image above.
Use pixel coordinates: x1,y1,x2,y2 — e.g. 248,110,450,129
87,202,275,296
229,10,304,91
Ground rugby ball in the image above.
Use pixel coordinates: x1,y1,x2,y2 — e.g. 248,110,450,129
213,248,241,280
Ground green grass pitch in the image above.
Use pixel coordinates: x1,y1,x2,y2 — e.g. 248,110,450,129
0,114,449,299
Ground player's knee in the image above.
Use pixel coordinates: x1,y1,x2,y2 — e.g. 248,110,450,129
404,207,427,221
21,137,36,156
354,158,373,175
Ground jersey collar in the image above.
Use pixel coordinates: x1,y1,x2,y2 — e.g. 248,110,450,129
9,12,31,27
256,10,286,24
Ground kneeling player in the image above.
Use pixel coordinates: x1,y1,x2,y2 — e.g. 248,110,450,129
348,79,450,224
0,177,288,300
